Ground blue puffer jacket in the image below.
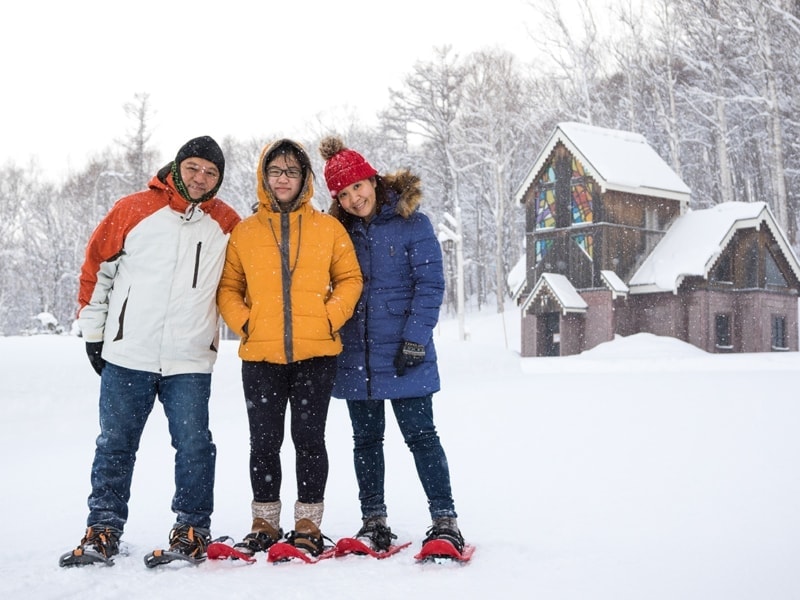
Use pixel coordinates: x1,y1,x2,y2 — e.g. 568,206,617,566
332,170,445,401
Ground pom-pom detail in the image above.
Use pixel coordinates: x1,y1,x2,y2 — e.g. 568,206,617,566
319,136,345,161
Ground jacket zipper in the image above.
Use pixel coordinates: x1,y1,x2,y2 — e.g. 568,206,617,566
364,306,373,399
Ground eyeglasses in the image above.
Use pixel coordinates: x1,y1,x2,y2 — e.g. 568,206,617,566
266,166,302,179
182,162,220,181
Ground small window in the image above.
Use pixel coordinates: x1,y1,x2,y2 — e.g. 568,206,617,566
765,252,788,288
772,315,788,351
715,313,732,351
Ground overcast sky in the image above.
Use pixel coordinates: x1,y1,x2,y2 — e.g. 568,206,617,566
4,0,574,181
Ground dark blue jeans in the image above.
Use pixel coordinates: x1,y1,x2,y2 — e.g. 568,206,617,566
87,363,216,531
346,395,457,521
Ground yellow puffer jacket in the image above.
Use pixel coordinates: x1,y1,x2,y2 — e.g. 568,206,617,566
217,139,363,364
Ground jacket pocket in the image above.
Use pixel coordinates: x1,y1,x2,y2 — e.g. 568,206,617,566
192,242,202,288
112,290,131,341
385,298,411,316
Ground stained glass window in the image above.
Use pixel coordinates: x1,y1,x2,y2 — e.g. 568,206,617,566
535,157,594,229
535,239,554,264
573,234,593,259
535,165,556,230
536,188,556,229
570,158,593,225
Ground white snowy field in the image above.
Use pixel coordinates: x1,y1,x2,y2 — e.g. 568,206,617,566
2,307,800,600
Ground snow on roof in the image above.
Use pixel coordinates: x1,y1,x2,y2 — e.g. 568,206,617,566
507,254,527,301
521,272,588,314
628,201,800,293
515,122,691,204
600,270,629,298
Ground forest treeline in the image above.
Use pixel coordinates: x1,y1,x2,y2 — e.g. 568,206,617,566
1,0,798,336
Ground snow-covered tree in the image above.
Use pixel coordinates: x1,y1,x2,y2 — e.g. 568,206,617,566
380,46,467,323
457,49,536,313
120,92,159,190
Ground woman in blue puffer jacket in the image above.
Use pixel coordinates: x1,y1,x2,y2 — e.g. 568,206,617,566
319,136,466,557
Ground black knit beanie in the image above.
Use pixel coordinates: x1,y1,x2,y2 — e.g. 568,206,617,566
172,135,225,203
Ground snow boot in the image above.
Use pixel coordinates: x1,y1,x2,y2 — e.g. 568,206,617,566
233,500,283,556
354,516,397,552
81,525,121,558
167,523,210,559
285,501,327,556
59,525,121,566
423,516,464,553
234,517,283,556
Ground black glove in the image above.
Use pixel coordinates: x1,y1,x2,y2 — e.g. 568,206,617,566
394,341,426,376
85,341,105,376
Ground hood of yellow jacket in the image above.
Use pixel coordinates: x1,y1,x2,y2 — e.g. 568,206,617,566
256,139,315,213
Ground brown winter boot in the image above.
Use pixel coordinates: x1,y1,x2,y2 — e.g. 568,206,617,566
286,502,326,556
287,518,325,556
233,500,283,556
234,518,283,556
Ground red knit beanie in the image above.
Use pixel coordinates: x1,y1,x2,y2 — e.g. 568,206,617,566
319,136,378,198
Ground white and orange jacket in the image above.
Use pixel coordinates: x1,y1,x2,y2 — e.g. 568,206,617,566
77,170,240,375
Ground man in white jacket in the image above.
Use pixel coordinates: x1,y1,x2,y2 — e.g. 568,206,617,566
59,136,240,568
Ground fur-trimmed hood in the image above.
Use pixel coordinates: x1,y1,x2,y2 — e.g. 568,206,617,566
384,169,422,218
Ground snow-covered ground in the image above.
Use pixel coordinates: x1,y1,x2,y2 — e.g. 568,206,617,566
2,307,799,599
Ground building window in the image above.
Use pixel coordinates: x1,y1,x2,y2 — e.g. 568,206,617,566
535,238,554,265
715,313,732,351
534,157,594,230
535,165,556,230
573,233,593,259
570,158,593,225
765,251,788,288
772,315,788,351
712,253,732,283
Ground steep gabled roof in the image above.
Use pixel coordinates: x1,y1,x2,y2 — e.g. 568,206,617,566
515,122,691,205
520,273,588,315
628,201,800,294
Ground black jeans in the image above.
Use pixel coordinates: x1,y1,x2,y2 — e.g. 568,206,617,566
242,356,336,504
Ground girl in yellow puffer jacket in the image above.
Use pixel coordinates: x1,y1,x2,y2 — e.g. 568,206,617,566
217,139,362,557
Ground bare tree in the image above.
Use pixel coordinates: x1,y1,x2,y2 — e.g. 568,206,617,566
380,46,468,329
738,0,794,239
648,0,686,175
381,46,466,216
458,50,536,314
0,165,32,333
120,92,159,190
527,0,608,126
675,0,736,205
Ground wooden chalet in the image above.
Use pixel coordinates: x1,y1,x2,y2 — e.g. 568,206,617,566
514,122,800,356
